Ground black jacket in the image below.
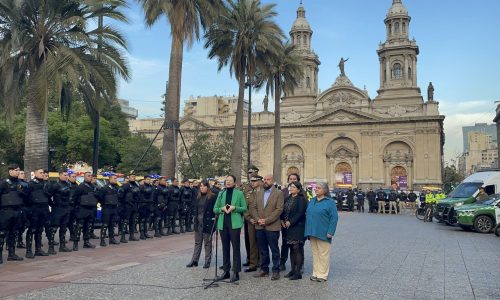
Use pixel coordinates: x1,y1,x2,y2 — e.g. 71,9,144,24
408,192,417,202
376,191,386,201
193,193,217,234
366,191,376,201
280,194,308,242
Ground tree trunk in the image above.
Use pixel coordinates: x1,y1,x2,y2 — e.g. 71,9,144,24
231,73,246,184
273,75,282,185
161,37,184,178
24,97,48,176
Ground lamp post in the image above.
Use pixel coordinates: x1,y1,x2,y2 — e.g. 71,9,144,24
493,101,500,168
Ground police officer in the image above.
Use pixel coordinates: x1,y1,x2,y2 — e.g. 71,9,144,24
72,172,98,250
356,189,365,213
0,165,25,263
376,188,386,214
407,190,418,215
117,174,141,243
388,189,398,214
346,188,355,212
167,178,181,234
366,188,376,213
153,177,169,237
398,190,408,214
241,166,258,267
48,170,73,253
67,171,79,242
138,176,154,240
96,175,120,247
179,179,194,233
15,170,28,249
26,168,52,257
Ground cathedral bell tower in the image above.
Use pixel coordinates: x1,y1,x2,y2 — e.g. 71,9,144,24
281,3,320,113
375,0,422,102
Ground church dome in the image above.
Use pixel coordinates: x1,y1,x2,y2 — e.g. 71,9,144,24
291,5,311,32
386,0,408,17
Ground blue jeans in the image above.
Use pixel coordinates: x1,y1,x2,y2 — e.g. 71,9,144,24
256,229,280,273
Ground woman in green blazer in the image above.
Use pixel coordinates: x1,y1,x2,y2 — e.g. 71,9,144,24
213,175,247,282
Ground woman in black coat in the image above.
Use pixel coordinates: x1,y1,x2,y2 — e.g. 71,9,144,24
187,180,217,268
280,181,308,280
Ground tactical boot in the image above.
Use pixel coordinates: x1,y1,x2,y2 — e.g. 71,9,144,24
59,229,72,252
83,240,96,249
144,222,153,239
8,246,24,261
73,241,79,251
34,233,49,256
186,218,193,232
179,219,185,234
47,228,58,255
139,223,146,240
0,236,4,264
154,219,161,238
25,232,35,259
172,219,180,234
100,226,108,247
109,225,119,245
16,231,26,249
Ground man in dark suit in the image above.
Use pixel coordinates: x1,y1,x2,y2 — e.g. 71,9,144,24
250,174,284,281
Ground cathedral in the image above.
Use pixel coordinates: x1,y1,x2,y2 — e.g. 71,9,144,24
179,0,444,190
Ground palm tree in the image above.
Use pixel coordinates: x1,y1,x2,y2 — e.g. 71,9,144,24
0,0,130,175
260,42,303,184
136,0,222,178
204,0,282,183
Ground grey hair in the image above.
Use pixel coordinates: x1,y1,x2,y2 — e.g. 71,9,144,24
317,182,329,195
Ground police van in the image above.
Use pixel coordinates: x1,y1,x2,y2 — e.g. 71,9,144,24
437,170,500,225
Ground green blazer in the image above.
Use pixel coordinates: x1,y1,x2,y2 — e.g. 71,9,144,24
213,188,247,230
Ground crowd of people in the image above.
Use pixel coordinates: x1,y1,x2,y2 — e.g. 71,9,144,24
0,164,340,284
0,164,207,264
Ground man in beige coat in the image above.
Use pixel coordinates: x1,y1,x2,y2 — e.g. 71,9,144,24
250,174,284,280
243,175,262,272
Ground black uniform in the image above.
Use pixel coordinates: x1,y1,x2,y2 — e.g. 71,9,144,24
27,178,52,256
179,186,195,233
167,185,181,234
153,184,169,236
48,179,73,252
72,181,98,250
138,183,154,239
117,181,140,242
15,179,29,249
0,176,26,263
388,190,398,214
96,182,120,246
366,190,377,213
356,191,365,213
68,181,79,242
408,192,417,202
346,190,355,212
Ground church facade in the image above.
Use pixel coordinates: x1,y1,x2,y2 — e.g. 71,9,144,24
179,0,444,190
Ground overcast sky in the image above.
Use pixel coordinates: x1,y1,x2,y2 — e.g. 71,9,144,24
115,0,500,163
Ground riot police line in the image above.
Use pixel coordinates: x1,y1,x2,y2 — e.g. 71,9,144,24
0,164,205,264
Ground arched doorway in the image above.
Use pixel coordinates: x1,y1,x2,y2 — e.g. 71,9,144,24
391,166,408,189
335,162,352,187
282,144,305,185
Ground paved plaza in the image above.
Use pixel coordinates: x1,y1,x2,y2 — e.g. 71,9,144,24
2,212,500,300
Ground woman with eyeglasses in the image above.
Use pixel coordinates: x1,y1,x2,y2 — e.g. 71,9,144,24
304,182,338,282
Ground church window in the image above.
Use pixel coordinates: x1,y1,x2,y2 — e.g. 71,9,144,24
408,67,412,79
395,22,400,33
402,22,406,33
393,63,402,79
306,76,311,88
303,35,307,46
297,34,301,45
388,24,392,35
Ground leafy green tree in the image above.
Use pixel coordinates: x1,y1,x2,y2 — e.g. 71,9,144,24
442,165,464,194
179,130,232,179
116,135,161,175
0,0,130,175
204,0,283,182
136,0,223,177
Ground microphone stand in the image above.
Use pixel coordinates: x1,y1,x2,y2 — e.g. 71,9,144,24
204,214,225,289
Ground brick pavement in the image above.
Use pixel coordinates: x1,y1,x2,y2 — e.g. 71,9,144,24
3,211,500,300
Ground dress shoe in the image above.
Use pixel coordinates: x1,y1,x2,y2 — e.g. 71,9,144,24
315,278,327,282
289,274,302,280
186,261,198,268
242,262,250,267
284,271,294,278
244,267,257,273
230,272,239,283
271,272,280,281
253,271,268,278
203,262,210,269
217,271,230,280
